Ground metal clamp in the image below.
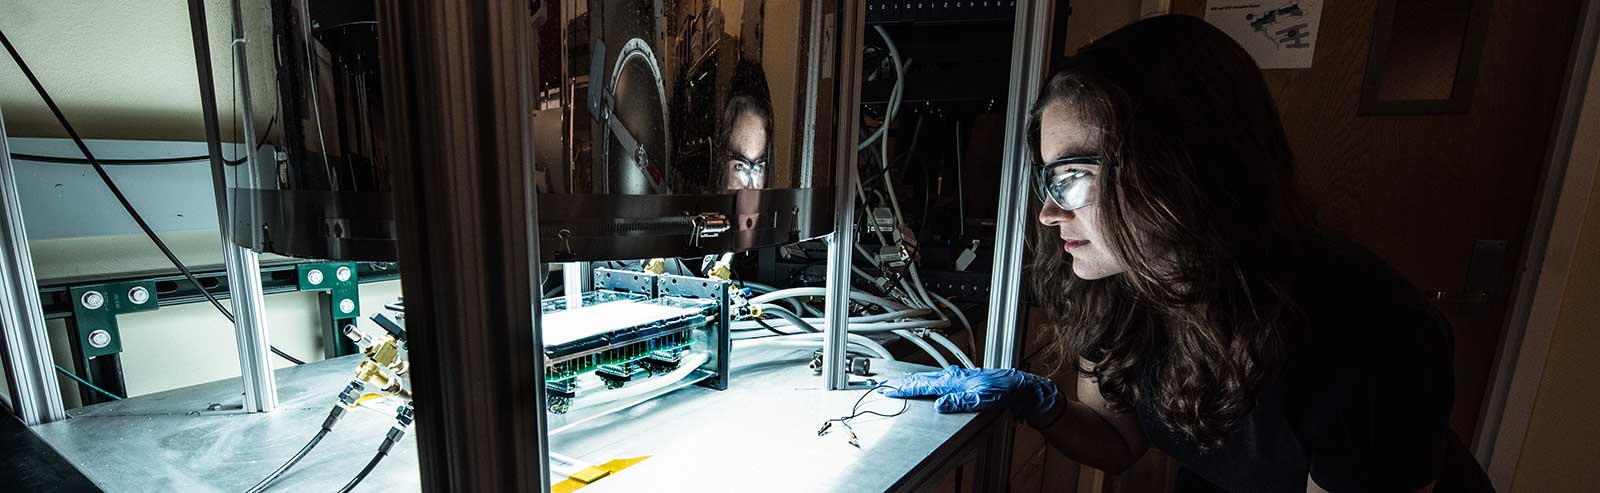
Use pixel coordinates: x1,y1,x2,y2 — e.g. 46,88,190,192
687,212,730,247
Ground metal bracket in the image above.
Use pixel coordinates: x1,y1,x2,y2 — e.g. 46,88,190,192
66,280,159,404
298,262,361,358
593,268,658,297
656,273,731,391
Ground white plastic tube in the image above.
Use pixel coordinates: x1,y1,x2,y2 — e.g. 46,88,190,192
751,287,910,312
891,329,950,368
746,306,931,324
733,318,951,334
734,332,893,360
928,332,975,369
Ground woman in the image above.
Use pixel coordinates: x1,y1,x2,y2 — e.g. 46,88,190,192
883,16,1488,492
722,60,773,190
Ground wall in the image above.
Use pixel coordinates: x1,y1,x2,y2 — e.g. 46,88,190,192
1506,142,1600,492
30,231,404,407
1490,6,1600,488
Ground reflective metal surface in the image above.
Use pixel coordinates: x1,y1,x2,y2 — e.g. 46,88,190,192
534,0,841,261
227,0,397,260
32,350,992,492
221,0,843,262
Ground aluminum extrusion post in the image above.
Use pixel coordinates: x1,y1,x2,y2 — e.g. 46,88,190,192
0,105,67,425
985,0,1056,371
189,0,277,413
823,0,867,391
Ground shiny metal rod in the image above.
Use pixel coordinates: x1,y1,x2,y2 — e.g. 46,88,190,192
985,0,1054,370
0,104,68,425
190,0,277,412
824,0,867,391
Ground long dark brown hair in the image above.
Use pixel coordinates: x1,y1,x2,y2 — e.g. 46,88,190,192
1029,15,1312,450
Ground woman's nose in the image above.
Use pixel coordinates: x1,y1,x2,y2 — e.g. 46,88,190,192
1038,200,1074,226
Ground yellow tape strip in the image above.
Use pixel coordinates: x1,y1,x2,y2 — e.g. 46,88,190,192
550,456,652,493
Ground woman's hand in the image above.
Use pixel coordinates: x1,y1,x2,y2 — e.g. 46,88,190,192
879,366,1061,419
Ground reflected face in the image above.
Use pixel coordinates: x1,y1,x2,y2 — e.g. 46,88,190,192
1035,103,1127,280
725,111,769,190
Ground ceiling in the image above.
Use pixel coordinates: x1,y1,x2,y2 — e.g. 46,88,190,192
0,0,240,141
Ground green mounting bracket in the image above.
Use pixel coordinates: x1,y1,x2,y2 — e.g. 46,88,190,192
298,262,361,359
67,280,159,404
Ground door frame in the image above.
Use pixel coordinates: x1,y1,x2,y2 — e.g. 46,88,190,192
1474,0,1600,488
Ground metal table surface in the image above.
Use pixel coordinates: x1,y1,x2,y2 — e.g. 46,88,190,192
31,347,995,492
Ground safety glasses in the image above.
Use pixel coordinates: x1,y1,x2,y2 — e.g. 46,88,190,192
727,155,769,189
1033,156,1103,211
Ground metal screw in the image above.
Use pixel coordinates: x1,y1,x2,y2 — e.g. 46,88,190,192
339,299,356,314
335,265,353,282
307,269,325,286
88,330,112,348
81,291,106,310
128,286,151,305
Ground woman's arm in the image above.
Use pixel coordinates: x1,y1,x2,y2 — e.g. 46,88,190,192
1028,364,1148,473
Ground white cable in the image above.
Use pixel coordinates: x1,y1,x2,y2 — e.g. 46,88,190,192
734,338,885,359
750,288,910,311
926,290,978,363
892,329,950,368
928,332,975,369
735,332,894,360
906,263,940,314
734,319,951,334
859,25,906,151
747,306,931,324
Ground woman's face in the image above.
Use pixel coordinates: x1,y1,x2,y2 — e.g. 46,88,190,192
725,111,769,190
1036,103,1127,280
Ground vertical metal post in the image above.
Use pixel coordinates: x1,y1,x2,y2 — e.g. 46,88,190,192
984,0,1055,370
188,0,277,413
378,0,549,490
824,0,866,391
0,105,68,425
563,262,583,308
799,0,823,189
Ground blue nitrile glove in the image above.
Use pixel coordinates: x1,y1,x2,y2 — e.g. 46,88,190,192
879,366,1060,418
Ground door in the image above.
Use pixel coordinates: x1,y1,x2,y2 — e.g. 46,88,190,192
1169,0,1585,441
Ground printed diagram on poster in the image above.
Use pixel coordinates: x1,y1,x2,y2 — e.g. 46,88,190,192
1204,0,1324,69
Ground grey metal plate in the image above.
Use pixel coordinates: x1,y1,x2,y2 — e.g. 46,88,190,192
31,349,988,492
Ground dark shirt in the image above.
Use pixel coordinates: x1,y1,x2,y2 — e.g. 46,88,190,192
1133,237,1464,492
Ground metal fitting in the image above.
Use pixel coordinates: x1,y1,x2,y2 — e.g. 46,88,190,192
127,286,150,305
88,330,112,349
80,291,106,310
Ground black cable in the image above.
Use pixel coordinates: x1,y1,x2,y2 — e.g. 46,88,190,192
337,402,412,493
11,153,213,165
246,382,362,492
0,27,307,366
817,384,910,446
337,448,388,493
754,317,797,337
840,384,910,421
243,428,329,493
10,115,276,167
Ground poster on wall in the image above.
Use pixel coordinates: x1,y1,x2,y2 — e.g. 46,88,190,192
1203,0,1325,69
